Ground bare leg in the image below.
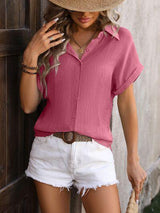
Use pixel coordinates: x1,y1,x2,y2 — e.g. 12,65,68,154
80,184,121,213
34,180,71,213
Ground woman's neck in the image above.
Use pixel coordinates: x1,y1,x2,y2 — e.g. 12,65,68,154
71,22,97,35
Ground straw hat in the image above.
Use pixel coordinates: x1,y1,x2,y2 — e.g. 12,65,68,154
48,0,125,12
126,189,138,213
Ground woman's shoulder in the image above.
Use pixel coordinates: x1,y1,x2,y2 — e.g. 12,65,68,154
104,24,134,45
118,26,134,43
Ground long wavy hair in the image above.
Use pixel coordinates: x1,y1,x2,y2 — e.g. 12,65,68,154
38,1,121,99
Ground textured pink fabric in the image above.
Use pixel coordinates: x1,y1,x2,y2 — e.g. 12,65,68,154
34,24,144,150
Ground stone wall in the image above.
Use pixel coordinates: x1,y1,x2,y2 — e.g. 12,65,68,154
112,1,160,212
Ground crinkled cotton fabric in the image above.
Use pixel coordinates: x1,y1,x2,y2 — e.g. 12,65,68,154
34,24,144,150
25,134,119,197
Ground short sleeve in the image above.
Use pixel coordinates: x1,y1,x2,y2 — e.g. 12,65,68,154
111,29,144,96
37,64,46,99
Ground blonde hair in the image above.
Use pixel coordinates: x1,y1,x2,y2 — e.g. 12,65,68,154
38,1,121,99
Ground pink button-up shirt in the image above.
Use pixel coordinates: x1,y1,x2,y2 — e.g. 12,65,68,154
34,24,144,150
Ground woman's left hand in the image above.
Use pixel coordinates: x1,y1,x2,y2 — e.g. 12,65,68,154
127,160,147,202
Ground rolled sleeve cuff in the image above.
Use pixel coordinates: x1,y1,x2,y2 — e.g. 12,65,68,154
112,64,144,96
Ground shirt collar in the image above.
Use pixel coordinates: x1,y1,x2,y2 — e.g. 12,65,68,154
66,24,120,55
103,24,120,40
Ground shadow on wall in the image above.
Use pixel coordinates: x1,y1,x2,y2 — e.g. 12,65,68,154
143,190,160,212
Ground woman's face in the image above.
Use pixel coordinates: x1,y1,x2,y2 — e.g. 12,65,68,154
69,10,100,30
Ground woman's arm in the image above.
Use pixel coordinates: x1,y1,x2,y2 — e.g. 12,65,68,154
117,83,147,202
19,19,64,113
20,50,41,113
117,83,139,163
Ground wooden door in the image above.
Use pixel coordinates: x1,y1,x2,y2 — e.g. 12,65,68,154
0,0,41,212
0,0,87,212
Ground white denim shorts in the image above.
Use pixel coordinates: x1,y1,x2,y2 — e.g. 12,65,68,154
25,134,119,197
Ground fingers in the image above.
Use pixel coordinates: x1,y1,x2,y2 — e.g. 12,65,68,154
41,18,59,33
135,182,142,198
128,166,148,204
134,175,147,202
27,17,64,56
40,18,65,49
41,18,65,45
47,33,64,43
49,37,66,48
45,30,63,39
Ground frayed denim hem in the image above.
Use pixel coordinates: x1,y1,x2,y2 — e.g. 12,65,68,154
74,179,120,198
24,171,72,193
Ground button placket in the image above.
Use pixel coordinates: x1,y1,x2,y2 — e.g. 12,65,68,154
73,62,82,128
72,65,81,120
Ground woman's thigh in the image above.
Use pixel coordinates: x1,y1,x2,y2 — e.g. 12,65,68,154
34,180,71,213
81,183,121,213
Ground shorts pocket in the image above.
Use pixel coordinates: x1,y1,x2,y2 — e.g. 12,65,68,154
30,136,51,156
29,135,59,162
34,134,53,144
34,136,47,143
92,139,109,150
92,139,114,163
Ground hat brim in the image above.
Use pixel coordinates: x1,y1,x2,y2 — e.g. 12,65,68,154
48,0,125,12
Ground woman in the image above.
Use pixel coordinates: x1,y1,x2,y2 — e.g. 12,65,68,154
20,0,147,212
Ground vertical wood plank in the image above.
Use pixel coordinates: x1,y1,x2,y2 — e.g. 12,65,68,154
6,0,20,28
19,0,25,28
6,56,19,182
0,0,5,28
0,57,6,188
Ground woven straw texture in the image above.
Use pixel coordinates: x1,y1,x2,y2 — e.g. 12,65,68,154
125,189,138,213
49,0,125,11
